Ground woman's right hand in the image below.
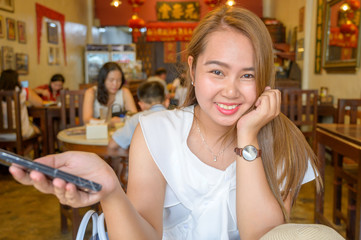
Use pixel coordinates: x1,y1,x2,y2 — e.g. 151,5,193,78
9,151,121,208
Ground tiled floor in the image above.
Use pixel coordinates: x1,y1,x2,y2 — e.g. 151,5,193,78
0,163,347,240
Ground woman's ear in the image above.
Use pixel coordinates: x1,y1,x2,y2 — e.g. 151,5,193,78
188,56,195,84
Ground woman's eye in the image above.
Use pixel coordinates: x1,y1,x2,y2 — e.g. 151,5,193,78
241,74,255,79
211,70,223,76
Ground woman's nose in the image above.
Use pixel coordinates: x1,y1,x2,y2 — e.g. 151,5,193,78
221,78,238,98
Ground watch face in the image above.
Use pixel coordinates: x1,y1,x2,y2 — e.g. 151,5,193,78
242,145,258,161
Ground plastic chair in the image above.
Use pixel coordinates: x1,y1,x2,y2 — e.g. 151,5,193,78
0,90,40,158
281,89,318,151
333,98,361,239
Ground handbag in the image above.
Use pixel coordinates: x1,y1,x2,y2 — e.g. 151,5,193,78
76,210,108,240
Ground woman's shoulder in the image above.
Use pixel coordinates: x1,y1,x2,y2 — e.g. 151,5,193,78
140,106,194,124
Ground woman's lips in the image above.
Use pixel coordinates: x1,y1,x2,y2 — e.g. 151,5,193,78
215,103,240,115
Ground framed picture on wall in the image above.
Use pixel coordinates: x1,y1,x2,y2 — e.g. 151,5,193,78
0,0,14,12
48,47,55,65
2,46,15,70
47,22,58,44
55,47,60,65
17,21,26,43
6,17,15,40
0,15,4,38
16,53,29,75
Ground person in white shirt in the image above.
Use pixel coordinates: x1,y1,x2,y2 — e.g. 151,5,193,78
0,69,42,140
10,6,342,240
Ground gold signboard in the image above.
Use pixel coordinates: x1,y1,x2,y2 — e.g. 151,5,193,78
156,1,200,21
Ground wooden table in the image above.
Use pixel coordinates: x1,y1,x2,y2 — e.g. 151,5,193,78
57,126,128,187
315,123,361,239
28,106,61,155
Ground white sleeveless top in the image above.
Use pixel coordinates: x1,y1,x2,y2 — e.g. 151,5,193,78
139,105,315,240
92,86,124,119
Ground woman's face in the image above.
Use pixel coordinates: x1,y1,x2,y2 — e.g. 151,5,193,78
189,28,257,127
50,81,64,92
104,70,122,94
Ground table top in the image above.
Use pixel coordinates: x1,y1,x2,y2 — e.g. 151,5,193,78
317,123,361,146
57,126,109,146
57,124,123,146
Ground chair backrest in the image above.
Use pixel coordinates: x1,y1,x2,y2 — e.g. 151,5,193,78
59,89,86,130
0,90,24,150
282,89,318,150
336,99,361,124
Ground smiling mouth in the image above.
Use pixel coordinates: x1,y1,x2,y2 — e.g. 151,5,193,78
216,103,239,110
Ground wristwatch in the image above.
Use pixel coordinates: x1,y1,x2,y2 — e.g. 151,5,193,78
234,145,261,161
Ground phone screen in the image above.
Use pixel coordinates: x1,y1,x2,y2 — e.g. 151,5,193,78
0,149,102,193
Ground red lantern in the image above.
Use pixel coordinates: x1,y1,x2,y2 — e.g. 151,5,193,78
128,13,145,42
128,0,144,12
340,21,357,34
128,14,145,29
347,0,360,10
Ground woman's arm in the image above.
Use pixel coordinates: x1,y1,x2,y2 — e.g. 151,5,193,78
10,127,166,239
122,87,138,113
33,87,50,99
103,124,165,239
82,87,96,123
27,88,43,107
235,87,286,239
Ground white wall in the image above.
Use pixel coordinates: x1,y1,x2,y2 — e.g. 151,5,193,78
271,0,361,101
0,0,97,90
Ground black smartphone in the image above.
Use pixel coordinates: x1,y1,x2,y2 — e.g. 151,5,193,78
0,149,102,193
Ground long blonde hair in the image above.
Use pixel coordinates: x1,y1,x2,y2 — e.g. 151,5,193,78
183,6,322,221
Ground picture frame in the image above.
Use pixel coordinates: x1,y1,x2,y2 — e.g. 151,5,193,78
322,0,361,73
55,47,60,65
6,17,15,40
2,46,15,70
0,0,14,12
0,15,4,38
15,53,29,75
17,21,26,44
48,47,55,65
47,22,58,44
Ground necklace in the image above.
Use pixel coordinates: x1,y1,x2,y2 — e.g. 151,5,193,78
195,119,234,162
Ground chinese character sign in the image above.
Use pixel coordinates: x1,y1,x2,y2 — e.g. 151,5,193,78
156,2,200,21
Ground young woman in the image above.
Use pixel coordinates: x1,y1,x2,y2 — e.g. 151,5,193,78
83,62,137,124
0,69,43,139
34,74,65,101
10,6,336,239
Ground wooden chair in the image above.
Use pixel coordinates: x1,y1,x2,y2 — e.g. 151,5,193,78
333,98,361,239
58,89,100,239
0,90,40,158
281,89,318,150
59,89,86,130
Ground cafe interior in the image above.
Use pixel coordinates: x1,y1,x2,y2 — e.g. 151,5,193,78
0,0,361,239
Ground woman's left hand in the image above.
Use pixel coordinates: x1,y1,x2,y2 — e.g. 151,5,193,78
236,86,281,138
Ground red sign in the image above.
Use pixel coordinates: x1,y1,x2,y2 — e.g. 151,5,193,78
146,22,198,42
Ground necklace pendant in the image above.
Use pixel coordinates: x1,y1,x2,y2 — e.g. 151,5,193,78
213,156,217,162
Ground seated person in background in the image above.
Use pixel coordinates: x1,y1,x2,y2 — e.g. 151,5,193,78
34,74,65,101
173,71,187,106
147,67,169,95
108,81,168,154
0,69,43,140
83,62,137,124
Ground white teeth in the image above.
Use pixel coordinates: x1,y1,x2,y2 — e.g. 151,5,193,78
217,103,238,110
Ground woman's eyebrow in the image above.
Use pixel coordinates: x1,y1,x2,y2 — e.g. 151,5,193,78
204,60,255,71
